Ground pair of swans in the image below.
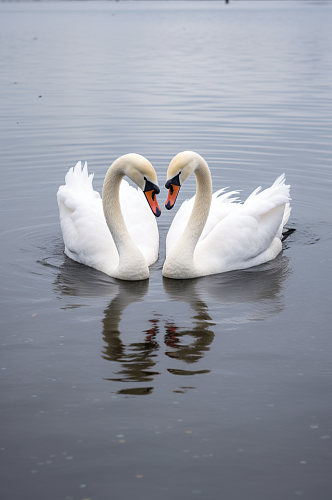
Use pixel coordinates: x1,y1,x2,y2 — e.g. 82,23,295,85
57,151,292,281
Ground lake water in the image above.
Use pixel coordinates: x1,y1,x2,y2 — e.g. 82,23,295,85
1,1,332,499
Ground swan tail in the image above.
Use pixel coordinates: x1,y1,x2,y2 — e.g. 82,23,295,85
64,161,98,196
57,161,101,213
282,202,291,227
243,174,290,219
274,201,292,240
219,174,292,257
277,201,296,241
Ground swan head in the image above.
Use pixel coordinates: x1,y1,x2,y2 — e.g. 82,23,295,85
120,153,161,217
165,151,199,210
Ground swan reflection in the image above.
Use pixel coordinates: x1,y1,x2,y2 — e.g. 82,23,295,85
162,278,215,372
102,281,160,382
177,255,292,324
53,257,119,301
53,253,292,395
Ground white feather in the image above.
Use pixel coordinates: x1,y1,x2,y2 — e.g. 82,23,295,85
163,151,293,279
57,160,159,279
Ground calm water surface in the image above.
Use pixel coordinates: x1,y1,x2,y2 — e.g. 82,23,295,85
0,1,332,499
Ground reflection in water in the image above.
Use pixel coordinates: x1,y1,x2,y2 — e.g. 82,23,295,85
100,278,217,386
194,255,292,323
163,278,215,374
102,281,160,384
54,263,157,395
52,256,118,301
53,253,292,395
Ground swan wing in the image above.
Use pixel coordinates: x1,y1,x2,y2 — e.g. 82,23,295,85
119,180,159,266
166,189,240,256
195,175,291,274
200,189,241,240
57,162,118,273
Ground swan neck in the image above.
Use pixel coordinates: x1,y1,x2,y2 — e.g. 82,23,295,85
102,161,148,278
188,158,213,249
163,155,212,278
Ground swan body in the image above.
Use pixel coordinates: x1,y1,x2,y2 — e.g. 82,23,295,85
57,154,160,281
163,151,292,279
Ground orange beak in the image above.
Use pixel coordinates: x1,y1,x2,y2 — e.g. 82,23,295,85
165,184,180,210
144,190,161,217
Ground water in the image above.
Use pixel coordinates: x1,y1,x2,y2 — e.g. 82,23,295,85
1,1,332,499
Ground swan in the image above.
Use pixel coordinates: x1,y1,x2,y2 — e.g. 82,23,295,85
163,151,293,279
57,153,161,281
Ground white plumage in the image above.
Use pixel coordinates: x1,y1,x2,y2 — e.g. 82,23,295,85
57,155,160,280
163,151,292,279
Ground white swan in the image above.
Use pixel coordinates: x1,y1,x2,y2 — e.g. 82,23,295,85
163,151,292,279
57,153,161,281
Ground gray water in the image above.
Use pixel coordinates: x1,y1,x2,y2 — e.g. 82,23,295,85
1,1,332,499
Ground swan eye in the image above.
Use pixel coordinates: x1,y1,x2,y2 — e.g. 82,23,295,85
165,172,181,190
144,177,160,195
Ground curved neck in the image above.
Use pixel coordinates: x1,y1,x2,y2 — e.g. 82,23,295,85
184,156,212,255
165,154,212,277
102,159,148,279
